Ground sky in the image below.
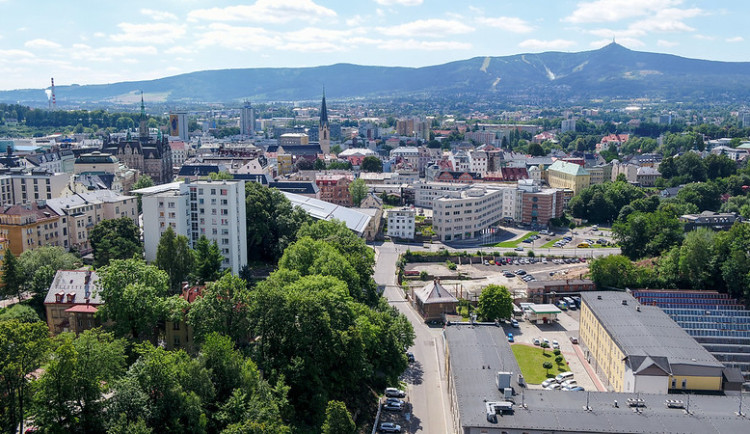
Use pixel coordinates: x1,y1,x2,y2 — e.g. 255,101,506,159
0,0,747,90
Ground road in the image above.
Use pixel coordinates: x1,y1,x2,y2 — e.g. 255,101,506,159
373,242,452,434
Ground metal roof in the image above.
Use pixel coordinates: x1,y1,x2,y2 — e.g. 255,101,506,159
414,280,459,305
280,191,371,236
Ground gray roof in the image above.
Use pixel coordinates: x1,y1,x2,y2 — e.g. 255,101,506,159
445,325,750,433
280,191,371,236
414,280,459,305
581,292,724,372
44,270,102,305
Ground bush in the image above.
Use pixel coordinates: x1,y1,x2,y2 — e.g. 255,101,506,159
555,355,563,364
445,260,457,270
503,252,518,257
419,270,429,281
553,349,561,356
527,251,535,257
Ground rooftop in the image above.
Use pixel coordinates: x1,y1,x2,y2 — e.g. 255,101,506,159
549,159,590,176
280,191,371,236
581,292,724,370
44,270,102,305
445,325,750,433
414,280,459,305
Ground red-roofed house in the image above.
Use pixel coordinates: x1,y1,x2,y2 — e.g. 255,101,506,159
597,134,630,152
411,279,459,321
44,270,103,335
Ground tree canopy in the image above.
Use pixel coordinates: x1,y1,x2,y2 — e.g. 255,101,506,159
360,155,383,173
348,178,368,207
477,284,513,321
155,226,194,293
90,217,142,268
245,183,309,263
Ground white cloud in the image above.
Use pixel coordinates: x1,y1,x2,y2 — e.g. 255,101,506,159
140,9,178,21
188,0,337,24
24,39,62,50
0,49,35,60
694,34,715,41
377,19,474,38
195,24,283,51
519,39,576,51
70,43,159,62
657,39,679,47
379,39,471,51
478,16,534,34
374,0,423,5
586,6,702,40
110,22,186,44
564,0,682,23
726,36,744,43
346,15,364,26
165,46,193,55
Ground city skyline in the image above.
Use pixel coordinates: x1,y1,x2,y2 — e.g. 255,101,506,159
0,0,747,90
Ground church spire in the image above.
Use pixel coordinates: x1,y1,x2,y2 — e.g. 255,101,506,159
320,86,328,128
139,90,148,142
319,87,330,155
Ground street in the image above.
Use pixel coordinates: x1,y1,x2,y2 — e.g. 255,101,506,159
373,242,452,434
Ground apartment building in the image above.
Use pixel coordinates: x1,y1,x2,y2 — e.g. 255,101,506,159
0,168,70,206
518,181,564,226
46,191,138,253
433,187,503,242
580,292,724,394
0,202,62,255
547,160,590,194
316,173,354,206
389,146,431,176
138,180,247,274
387,208,416,240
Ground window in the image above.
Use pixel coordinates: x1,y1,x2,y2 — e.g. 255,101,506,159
173,322,180,331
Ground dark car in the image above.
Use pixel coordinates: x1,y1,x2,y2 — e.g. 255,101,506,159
383,402,403,411
406,352,415,363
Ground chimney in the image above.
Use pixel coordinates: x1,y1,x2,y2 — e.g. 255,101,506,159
84,270,91,285
621,299,628,306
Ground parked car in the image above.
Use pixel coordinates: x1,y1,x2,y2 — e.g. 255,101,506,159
544,383,561,390
569,336,579,344
511,319,519,328
507,333,514,343
565,386,585,392
386,397,404,406
385,387,406,398
379,422,402,433
383,402,404,411
552,340,559,350
555,372,574,382
514,269,526,275
533,338,541,346
406,352,415,363
543,338,550,346
514,246,524,251
541,378,557,388
561,379,577,388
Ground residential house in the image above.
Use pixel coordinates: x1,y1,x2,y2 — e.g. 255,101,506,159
44,270,103,335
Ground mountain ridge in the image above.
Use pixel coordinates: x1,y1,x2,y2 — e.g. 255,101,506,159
3,43,750,106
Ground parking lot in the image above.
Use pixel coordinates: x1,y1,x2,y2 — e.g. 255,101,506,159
503,308,602,392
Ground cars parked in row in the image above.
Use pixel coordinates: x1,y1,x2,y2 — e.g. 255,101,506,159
379,422,402,433
385,387,406,398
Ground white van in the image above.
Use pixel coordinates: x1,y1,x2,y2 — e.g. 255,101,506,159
555,372,574,383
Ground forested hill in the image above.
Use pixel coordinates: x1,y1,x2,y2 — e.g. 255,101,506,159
2,43,750,106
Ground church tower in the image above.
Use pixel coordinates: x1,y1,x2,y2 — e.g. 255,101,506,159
139,91,149,143
319,88,330,154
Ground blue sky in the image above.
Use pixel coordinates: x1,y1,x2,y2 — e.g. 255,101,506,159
0,0,746,90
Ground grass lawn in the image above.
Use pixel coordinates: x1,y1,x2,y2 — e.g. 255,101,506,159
541,238,561,248
511,344,570,384
489,231,539,248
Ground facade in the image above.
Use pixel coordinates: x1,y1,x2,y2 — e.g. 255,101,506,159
240,103,255,136
73,151,138,193
279,133,309,146
0,202,62,255
561,118,576,133
526,279,596,302
164,284,203,352
433,187,503,242
636,166,660,186
520,186,564,226
138,180,247,274
547,160,590,194
387,207,416,239
169,111,189,141
24,150,75,174
44,270,103,336
412,280,458,321
580,291,724,393
396,117,430,139
414,182,469,208
390,146,431,176
0,168,70,206
169,141,188,168
315,173,353,206
46,191,138,253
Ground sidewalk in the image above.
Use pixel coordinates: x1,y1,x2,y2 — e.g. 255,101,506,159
572,343,607,392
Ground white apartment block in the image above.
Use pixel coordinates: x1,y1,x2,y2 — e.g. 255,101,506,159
433,187,504,242
501,188,523,222
138,180,247,274
414,182,470,208
0,169,70,206
387,208,416,240
469,150,488,175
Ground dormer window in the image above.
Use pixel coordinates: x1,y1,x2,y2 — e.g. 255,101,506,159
66,292,76,303
55,291,64,303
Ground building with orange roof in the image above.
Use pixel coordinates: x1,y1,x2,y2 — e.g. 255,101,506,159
0,201,62,255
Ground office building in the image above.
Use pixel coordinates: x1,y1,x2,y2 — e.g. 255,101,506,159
580,291,724,393
137,180,247,274
240,103,255,136
169,111,189,141
433,186,503,242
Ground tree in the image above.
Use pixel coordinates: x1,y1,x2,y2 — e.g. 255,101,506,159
31,329,127,433
676,182,722,211
678,229,716,290
207,171,234,180
348,178,368,207
360,155,383,173
555,355,563,365
295,158,314,171
193,235,224,283
0,320,50,434
613,210,683,260
155,227,195,293
96,259,169,341
0,304,40,323
18,246,81,295
330,144,342,155
1,248,25,301
245,183,310,263
477,285,513,321
187,274,252,345
132,174,154,191
314,158,326,170
542,361,553,376
527,142,546,156
589,255,638,288
321,401,356,434
90,217,142,268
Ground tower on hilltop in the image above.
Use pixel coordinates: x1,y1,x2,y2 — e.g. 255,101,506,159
319,88,330,154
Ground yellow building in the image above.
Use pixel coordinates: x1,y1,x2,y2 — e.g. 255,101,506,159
547,160,590,194
580,292,724,394
0,202,62,256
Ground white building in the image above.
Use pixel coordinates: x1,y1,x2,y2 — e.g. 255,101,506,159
137,180,247,274
433,186,504,242
387,208,416,240
413,182,470,208
240,103,255,136
501,187,523,222
0,169,70,207
561,118,576,133
468,150,488,175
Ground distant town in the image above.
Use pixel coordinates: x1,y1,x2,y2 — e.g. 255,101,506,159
1,93,750,434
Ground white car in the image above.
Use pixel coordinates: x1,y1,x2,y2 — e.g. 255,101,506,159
544,383,561,390
561,379,577,388
543,338,550,346
541,378,557,388
552,340,560,350
533,337,541,346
